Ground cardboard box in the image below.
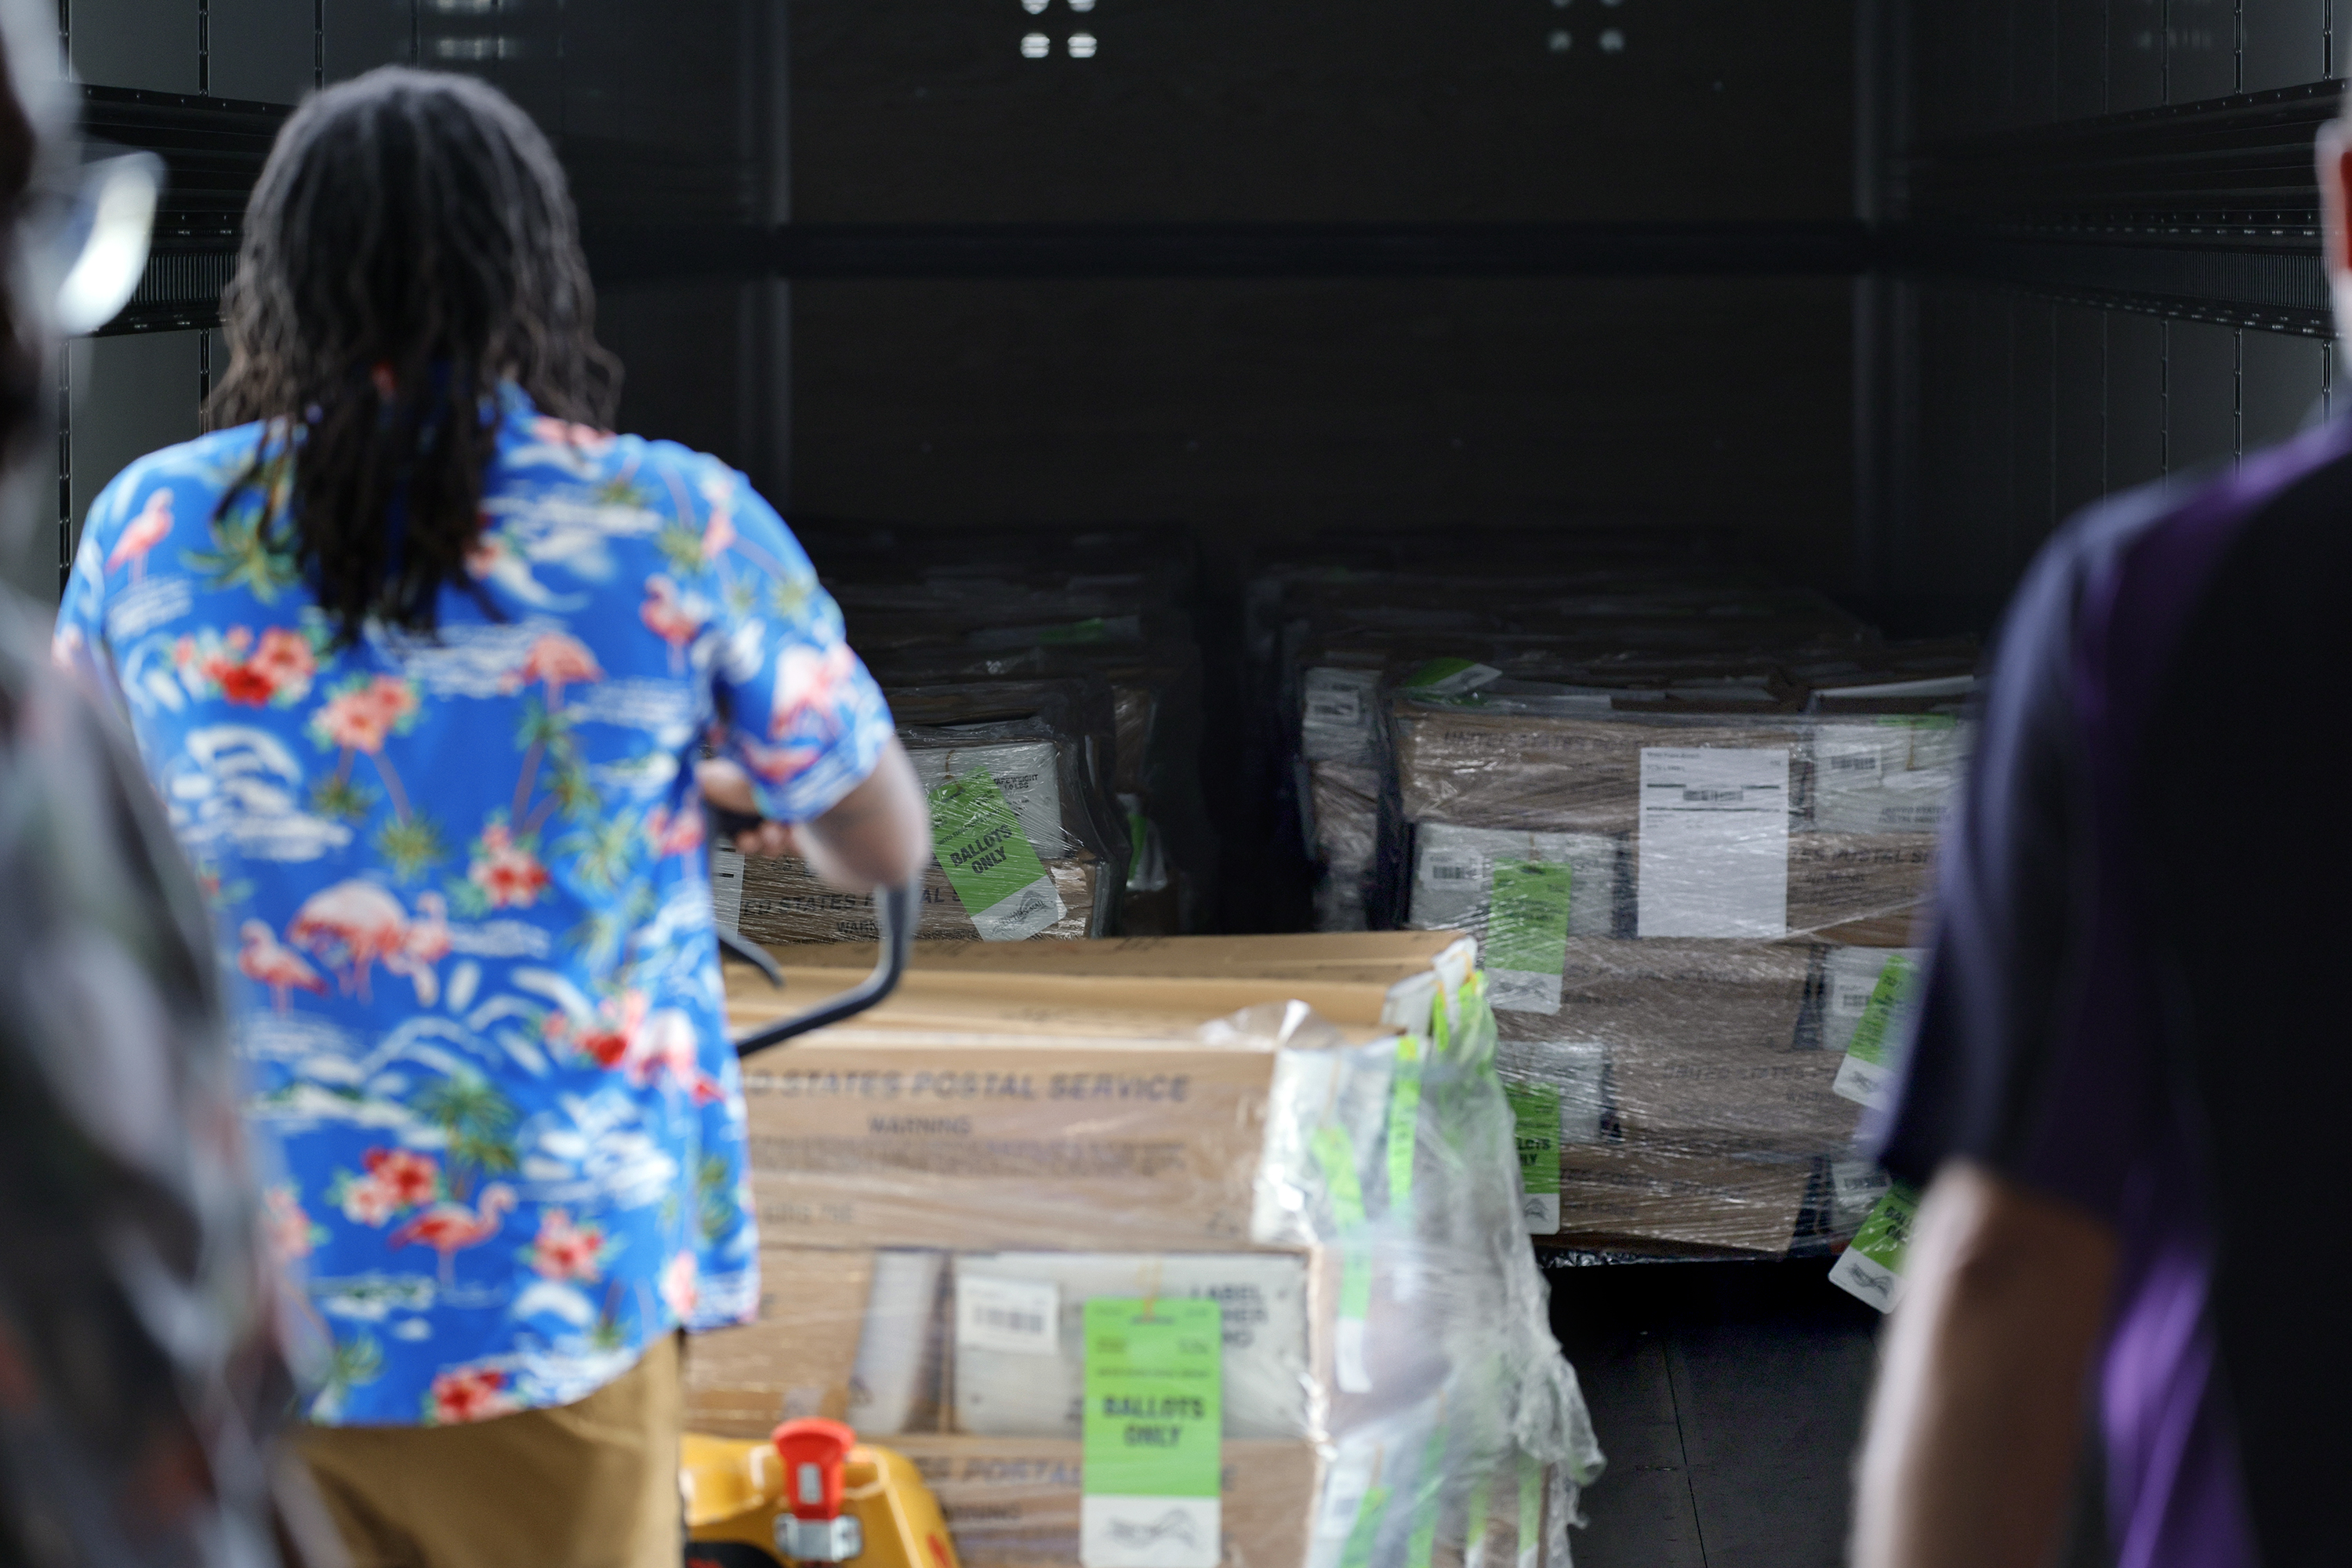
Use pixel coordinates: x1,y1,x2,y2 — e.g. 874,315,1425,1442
949,1252,1319,1441
735,1018,1281,1252
773,932,1469,973
1544,1145,1811,1255
1508,938,1853,1156
737,855,1106,945
892,1436,1321,1568
684,1247,947,1438
728,947,1459,1251
1786,831,1935,946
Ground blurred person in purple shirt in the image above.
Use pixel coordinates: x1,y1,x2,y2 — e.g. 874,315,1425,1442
1850,92,2352,1568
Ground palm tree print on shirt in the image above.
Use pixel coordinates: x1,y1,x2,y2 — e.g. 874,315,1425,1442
307,672,445,877
503,632,603,835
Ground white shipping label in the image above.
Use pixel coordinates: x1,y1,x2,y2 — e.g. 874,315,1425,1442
1488,970,1565,1014
1419,846,1486,890
1813,724,1965,833
1829,1160,1891,1229
710,843,745,935
1301,669,1381,763
1832,1054,1896,1110
1636,747,1791,938
956,1276,1062,1356
1334,1316,1373,1395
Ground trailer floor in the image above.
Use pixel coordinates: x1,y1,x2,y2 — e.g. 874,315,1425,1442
1545,1260,1881,1568
1547,1258,2111,1568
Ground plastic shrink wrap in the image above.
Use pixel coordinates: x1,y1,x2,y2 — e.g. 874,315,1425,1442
726,696,1127,944
694,935,1603,1568
1387,681,1967,1260
805,521,1219,935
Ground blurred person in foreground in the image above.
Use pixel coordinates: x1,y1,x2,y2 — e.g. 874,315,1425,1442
1849,97,2352,1568
52,67,930,1568
0,2,332,1563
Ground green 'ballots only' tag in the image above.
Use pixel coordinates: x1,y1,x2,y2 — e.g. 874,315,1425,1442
1504,1084,1563,1234
1845,954,1916,1069
1080,1298,1223,1568
1827,1181,1921,1315
1401,657,1502,699
1486,860,1572,1013
929,771,1065,942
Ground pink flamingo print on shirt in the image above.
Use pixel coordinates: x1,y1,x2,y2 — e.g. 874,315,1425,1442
640,575,708,673
643,804,705,859
238,920,328,1013
286,880,445,1005
390,891,452,1007
105,489,174,582
389,1182,517,1287
503,631,604,826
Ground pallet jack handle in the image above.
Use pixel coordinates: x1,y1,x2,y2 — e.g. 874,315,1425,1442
718,877,918,1058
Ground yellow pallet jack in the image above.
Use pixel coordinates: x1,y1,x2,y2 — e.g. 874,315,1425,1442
684,1417,960,1568
692,883,947,1566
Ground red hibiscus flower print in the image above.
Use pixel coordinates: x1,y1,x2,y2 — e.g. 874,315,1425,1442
525,1209,607,1283
426,1366,518,1425
362,1147,441,1208
469,822,551,909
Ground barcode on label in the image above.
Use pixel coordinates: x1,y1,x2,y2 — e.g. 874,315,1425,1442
1420,849,1486,889
956,1276,1060,1356
1682,787,1746,804
1828,752,1881,773
975,1305,1044,1336
1308,694,1363,724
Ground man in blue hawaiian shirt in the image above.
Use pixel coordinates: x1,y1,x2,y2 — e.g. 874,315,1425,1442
53,68,930,1568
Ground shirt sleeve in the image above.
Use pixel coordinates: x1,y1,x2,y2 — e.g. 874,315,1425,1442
701,461,894,822
1874,504,2160,1224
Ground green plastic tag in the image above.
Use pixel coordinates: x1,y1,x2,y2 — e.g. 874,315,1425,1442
1385,1035,1425,1210
1127,808,1150,884
1082,1298,1222,1498
1850,1183,1920,1272
1311,1125,1373,1319
1406,1414,1448,1568
1505,1085,1562,1201
1040,616,1109,644
1845,953,1918,1068
1337,1481,1392,1568
1401,657,1501,699
1487,860,1572,978
929,771,1061,939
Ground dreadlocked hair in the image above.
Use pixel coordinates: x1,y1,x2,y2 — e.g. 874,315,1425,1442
209,67,620,645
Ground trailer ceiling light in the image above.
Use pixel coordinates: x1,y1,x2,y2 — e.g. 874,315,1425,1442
1548,29,1571,51
1600,27,1625,51
1068,31,1097,56
1021,31,1051,56
1022,0,1047,13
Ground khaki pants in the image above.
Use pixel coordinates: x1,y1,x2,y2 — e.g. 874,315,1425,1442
296,1335,684,1568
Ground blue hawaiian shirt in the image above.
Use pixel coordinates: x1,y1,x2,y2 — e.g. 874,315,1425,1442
54,387,895,1427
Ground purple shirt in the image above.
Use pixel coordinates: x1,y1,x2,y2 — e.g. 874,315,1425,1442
1878,416,2352,1568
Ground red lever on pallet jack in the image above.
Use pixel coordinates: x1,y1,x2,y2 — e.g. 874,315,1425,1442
771,1419,864,1562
